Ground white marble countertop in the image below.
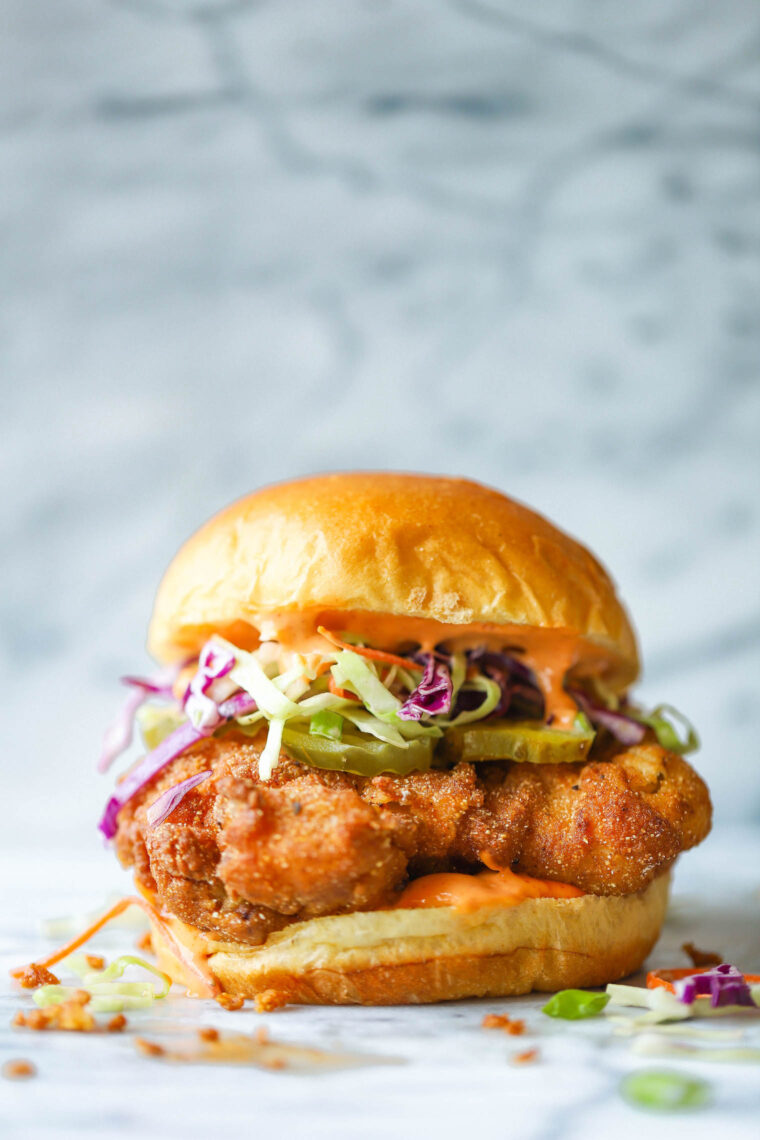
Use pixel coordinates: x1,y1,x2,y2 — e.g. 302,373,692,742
3,0,759,843
3,828,759,1139
3,2,760,1135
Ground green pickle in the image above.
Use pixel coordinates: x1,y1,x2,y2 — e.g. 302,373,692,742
281,725,435,777
441,719,595,765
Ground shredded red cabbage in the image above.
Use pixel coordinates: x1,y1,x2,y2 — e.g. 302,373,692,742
146,770,213,828
183,643,237,728
467,649,544,719
675,964,756,1009
98,643,259,840
398,654,453,720
568,688,645,745
217,692,258,719
97,666,181,773
98,719,207,839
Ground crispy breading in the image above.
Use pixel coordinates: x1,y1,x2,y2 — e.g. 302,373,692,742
115,732,711,944
458,743,712,894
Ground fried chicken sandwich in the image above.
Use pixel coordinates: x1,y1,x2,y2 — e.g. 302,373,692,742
99,473,711,1005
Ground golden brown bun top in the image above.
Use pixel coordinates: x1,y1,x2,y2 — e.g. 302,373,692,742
148,472,638,684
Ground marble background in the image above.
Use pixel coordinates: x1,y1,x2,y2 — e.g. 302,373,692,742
3,0,760,857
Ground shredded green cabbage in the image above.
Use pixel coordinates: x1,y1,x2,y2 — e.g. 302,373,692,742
259,717,286,780
340,707,409,747
330,651,403,722
630,704,699,755
436,677,501,727
449,652,467,700
35,955,172,1013
606,984,691,1024
225,644,302,720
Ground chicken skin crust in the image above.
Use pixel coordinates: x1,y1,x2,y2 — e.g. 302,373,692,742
115,731,711,945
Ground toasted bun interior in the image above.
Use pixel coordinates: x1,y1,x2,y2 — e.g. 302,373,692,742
148,472,638,686
149,874,669,1006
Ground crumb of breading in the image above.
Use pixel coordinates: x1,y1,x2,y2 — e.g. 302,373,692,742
16,964,60,989
215,993,244,1011
482,1014,525,1035
13,991,94,1032
512,1048,539,1065
682,941,722,967
2,1060,36,1080
254,989,288,1013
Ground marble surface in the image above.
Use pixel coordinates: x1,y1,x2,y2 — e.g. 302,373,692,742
2,2,760,1134
3,1,760,851
2,828,760,1139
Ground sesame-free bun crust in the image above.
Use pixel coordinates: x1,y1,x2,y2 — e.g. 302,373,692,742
149,874,669,1006
148,473,638,684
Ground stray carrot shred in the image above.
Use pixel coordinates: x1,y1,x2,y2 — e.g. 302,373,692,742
317,627,422,671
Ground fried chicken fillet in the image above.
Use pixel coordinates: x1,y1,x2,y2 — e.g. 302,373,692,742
115,731,711,946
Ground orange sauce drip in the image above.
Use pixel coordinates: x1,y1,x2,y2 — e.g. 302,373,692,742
393,867,584,913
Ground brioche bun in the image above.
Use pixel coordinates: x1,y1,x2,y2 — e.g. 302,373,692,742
149,874,669,1006
147,473,638,687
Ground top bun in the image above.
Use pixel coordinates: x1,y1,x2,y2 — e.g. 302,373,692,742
148,473,638,685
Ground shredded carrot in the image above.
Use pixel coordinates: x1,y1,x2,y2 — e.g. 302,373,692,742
328,674,360,701
10,899,135,977
647,967,760,994
317,627,422,671
10,896,219,999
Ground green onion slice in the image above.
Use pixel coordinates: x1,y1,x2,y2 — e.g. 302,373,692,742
542,989,610,1020
620,1069,711,1111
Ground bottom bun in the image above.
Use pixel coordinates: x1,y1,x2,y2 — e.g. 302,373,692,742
149,873,670,1007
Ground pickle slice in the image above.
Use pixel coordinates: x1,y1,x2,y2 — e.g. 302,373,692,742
441,719,595,764
281,725,434,777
